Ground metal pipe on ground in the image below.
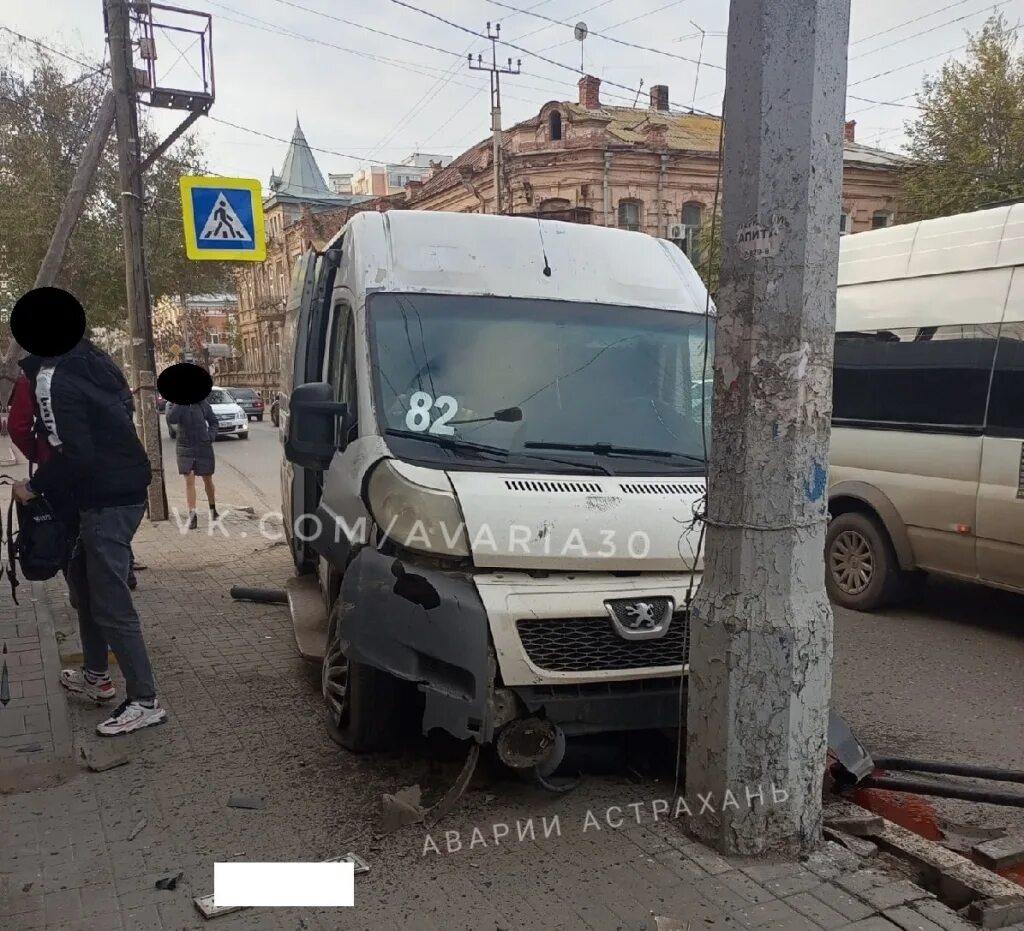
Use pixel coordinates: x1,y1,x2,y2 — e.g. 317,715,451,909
857,775,1024,808
229,586,288,605
872,757,1024,785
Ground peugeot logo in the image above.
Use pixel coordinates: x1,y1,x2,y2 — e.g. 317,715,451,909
623,602,658,630
605,597,674,641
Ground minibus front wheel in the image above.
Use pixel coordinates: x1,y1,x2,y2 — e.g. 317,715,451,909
825,511,901,612
322,602,402,752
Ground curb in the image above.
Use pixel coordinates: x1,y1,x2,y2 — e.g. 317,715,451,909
30,579,73,760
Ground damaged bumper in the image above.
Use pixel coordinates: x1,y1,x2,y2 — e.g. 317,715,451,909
335,552,697,744
335,547,495,744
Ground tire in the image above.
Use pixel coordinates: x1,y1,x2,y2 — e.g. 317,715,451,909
239,432,250,440
322,602,401,752
167,427,176,440
825,511,902,611
257,415,264,423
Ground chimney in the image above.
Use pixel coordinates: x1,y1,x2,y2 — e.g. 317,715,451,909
578,74,601,110
844,119,856,143
649,85,669,111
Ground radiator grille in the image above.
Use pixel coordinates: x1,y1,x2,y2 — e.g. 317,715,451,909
516,613,690,673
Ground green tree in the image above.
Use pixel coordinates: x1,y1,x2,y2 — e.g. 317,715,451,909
0,43,232,333
903,14,1024,220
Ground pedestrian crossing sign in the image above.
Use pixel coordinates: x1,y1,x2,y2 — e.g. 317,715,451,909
179,176,266,261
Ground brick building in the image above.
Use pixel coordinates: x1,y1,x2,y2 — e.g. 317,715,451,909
404,76,908,260
153,292,238,378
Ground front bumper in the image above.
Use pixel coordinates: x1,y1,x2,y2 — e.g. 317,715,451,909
332,547,697,743
474,571,696,687
217,420,248,435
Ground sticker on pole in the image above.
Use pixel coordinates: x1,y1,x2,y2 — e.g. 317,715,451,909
180,176,266,261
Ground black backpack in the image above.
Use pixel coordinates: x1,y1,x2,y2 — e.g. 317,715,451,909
6,493,69,594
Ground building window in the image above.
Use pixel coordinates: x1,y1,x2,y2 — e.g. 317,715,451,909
209,330,222,345
618,199,642,232
538,197,571,214
549,110,562,141
680,203,703,268
872,211,893,230
840,211,852,235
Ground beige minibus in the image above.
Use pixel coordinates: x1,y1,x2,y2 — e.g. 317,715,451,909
826,203,1024,610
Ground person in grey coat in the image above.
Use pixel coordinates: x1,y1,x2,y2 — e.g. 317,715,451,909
165,399,219,529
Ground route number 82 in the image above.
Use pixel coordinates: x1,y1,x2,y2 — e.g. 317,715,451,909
405,391,458,435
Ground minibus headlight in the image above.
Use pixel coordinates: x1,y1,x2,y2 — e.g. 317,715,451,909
365,459,469,557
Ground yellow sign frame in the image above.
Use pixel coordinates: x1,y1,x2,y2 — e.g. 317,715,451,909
179,176,266,262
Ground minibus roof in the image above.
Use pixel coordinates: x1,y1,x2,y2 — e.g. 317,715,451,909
838,202,1024,287
334,210,712,315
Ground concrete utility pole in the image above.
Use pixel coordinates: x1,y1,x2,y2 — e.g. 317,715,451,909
468,24,520,215
105,0,167,520
685,0,851,855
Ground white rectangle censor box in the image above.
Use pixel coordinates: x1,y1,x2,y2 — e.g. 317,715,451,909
214,862,354,907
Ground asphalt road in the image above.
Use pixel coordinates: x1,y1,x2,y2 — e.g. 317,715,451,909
159,414,282,514
209,425,1024,836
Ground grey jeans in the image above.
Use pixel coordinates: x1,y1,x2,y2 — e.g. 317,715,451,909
66,505,156,701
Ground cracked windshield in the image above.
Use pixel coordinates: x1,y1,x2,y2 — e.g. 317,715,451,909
370,293,713,473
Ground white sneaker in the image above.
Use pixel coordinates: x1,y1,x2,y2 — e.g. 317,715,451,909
96,699,167,736
60,669,116,703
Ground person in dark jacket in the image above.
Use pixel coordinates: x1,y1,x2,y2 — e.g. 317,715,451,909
165,398,218,530
13,338,165,737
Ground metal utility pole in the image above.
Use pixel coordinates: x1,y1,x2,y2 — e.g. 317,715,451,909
468,23,520,215
685,0,851,855
105,0,167,520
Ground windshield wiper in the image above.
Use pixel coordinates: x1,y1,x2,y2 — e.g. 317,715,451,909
384,429,611,474
525,441,705,464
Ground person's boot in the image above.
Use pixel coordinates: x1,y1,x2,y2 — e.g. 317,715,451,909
210,506,219,521
188,510,198,530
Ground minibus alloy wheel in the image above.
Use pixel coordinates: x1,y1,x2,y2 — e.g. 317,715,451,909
825,511,900,611
322,601,400,752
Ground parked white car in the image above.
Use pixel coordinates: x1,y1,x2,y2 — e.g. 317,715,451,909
167,387,249,440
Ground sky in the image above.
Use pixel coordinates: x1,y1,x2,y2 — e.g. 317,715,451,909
4,0,1024,188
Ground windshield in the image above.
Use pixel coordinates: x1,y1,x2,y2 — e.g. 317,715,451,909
209,389,234,405
231,388,257,400
367,293,714,474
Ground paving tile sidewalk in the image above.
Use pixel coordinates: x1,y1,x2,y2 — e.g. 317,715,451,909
0,508,996,930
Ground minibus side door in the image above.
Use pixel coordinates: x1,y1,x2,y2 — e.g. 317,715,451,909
977,268,1024,590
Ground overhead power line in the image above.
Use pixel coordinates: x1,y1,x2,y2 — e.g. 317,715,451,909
0,25,99,71
389,0,718,115
538,0,689,53
849,0,1011,61
482,0,724,69
850,0,973,46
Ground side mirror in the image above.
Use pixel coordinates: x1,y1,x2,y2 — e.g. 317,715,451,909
284,381,349,471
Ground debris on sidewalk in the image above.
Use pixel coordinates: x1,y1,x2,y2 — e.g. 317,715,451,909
127,818,147,841
824,800,884,836
973,836,1024,871
229,585,287,605
155,871,183,891
193,854,368,921
227,794,266,810
80,745,131,772
824,826,879,859
379,784,425,834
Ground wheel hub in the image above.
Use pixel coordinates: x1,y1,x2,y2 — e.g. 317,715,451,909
830,529,874,595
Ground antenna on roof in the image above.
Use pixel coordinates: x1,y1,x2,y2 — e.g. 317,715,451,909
632,78,644,109
574,22,588,73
